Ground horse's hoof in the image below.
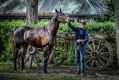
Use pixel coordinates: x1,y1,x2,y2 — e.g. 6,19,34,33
14,70,17,72
14,69,17,72
44,70,47,73
14,68,17,71
22,70,26,73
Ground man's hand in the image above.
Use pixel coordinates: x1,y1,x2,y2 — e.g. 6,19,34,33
65,17,71,23
65,19,69,23
76,39,84,43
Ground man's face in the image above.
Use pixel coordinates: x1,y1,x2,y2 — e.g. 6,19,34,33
79,22,85,28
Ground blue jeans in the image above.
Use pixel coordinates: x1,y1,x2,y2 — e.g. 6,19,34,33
75,44,85,74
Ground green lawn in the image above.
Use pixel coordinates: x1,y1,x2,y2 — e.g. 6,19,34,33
0,72,117,80
0,61,119,80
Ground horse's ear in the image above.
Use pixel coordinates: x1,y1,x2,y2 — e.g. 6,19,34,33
55,9,58,13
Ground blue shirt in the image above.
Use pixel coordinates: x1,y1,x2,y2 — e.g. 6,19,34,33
68,22,89,44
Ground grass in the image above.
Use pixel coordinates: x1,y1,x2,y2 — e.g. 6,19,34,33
0,61,119,80
0,72,116,80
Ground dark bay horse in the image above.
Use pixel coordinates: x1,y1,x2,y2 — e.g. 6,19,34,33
12,9,69,73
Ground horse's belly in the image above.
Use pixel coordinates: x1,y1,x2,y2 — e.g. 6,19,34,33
24,37,45,48
24,31,51,47
36,36,51,46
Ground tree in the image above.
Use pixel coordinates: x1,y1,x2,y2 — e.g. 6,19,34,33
26,0,38,26
102,0,114,22
115,0,119,68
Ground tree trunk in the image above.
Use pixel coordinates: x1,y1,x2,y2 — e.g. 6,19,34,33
115,0,119,68
26,0,38,27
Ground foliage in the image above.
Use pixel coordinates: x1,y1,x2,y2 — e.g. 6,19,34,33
99,0,114,22
0,20,115,66
0,20,26,61
86,21,115,34
32,20,49,27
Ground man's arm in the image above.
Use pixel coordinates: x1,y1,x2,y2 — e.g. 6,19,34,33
68,22,78,32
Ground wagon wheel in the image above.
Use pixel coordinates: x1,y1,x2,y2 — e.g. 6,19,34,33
16,45,44,69
85,37,113,69
24,45,44,68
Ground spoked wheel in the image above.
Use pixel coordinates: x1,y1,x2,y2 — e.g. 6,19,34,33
16,45,44,69
86,38,113,69
24,45,44,68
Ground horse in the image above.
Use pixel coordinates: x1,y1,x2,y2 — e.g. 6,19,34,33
12,9,69,73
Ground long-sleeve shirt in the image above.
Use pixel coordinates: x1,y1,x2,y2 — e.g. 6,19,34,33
68,22,89,44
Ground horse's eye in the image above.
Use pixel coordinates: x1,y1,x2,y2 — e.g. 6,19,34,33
59,14,62,16
61,14,65,16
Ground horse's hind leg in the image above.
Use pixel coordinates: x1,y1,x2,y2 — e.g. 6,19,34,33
13,44,19,71
22,45,28,70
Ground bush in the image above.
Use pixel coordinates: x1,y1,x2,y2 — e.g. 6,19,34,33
0,20,115,65
0,20,25,61
86,21,115,34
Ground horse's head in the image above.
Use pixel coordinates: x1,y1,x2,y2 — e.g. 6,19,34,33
55,9,69,22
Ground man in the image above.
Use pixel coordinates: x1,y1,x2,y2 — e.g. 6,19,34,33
66,19,89,75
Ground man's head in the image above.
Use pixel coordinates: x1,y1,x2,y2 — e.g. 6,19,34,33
78,20,86,28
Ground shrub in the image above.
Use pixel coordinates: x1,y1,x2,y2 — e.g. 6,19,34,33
0,20,115,66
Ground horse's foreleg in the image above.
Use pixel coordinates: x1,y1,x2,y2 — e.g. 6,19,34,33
43,45,54,73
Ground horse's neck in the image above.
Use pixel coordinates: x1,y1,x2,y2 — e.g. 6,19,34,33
49,14,59,37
